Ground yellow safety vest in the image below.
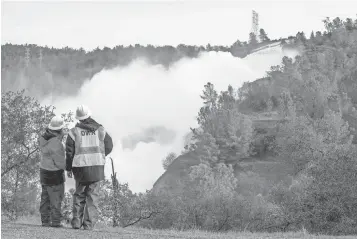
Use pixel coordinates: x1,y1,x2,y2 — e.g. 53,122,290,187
68,126,106,167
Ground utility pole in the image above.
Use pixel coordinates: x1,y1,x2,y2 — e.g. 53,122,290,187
38,48,43,69
49,73,54,105
110,157,120,227
110,157,118,188
25,47,30,68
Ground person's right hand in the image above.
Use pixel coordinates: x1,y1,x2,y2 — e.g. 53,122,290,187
67,171,73,178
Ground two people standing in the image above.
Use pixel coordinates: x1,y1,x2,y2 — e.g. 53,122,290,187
39,105,113,229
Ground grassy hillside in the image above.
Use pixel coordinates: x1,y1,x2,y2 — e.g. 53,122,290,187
153,153,294,198
152,113,292,196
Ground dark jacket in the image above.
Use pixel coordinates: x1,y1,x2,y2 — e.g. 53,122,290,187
39,129,65,185
65,117,113,183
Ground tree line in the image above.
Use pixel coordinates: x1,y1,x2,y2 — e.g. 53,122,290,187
1,27,280,99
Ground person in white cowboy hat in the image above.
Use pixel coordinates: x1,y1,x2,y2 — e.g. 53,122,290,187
65,105,113,230
38,116,66,228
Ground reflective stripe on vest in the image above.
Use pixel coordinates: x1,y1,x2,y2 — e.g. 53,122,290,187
70,126,106,167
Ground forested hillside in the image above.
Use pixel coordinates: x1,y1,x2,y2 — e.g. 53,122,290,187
1,27,280,99
152,16,357,234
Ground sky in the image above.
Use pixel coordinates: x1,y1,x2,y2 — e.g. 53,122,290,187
2,0,357,50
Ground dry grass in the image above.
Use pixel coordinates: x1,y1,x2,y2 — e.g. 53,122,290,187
1,217,356,239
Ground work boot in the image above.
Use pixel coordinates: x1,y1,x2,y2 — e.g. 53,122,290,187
51,223,64,228
83,223,94,230
72,225,81,230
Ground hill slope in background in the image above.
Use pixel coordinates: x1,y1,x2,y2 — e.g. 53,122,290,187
1,38,294,99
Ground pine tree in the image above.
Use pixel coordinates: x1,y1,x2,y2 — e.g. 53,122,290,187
249,32,258,45
194,131,220,166
162,152,177,170
278,90,296,119
232,39,243,48
194,84,254,164
259,28,270,42
197,82,219,137
310,31,315,40
296,32,307,43
344,18,354,31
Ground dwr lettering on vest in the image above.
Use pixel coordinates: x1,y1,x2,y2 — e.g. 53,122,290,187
81,130,96,136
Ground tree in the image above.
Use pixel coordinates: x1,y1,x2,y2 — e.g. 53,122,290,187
249,32,258,45
98,180,159,227
303,145,357,234
162,152,177,170
196,82,219,137
266,97,274,111
193,131,220,166
62,188,75,224
1,179,40,220
192,84,254,164
314,31,323,45
1,90,55,179
266,17,357,234
149,157,245,231
230,40,249,58
310,31,315,40
270,89,355,233
277,90,296,119
259,28,270,42
323,17,334,33
1,90,74,219
344,18,354,31
231,39,242,48
186,162,239,230
296,32,307,43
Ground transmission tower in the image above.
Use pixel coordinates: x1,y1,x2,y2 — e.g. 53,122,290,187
25,47,30,68
251,10,259,37
38,48,43,69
